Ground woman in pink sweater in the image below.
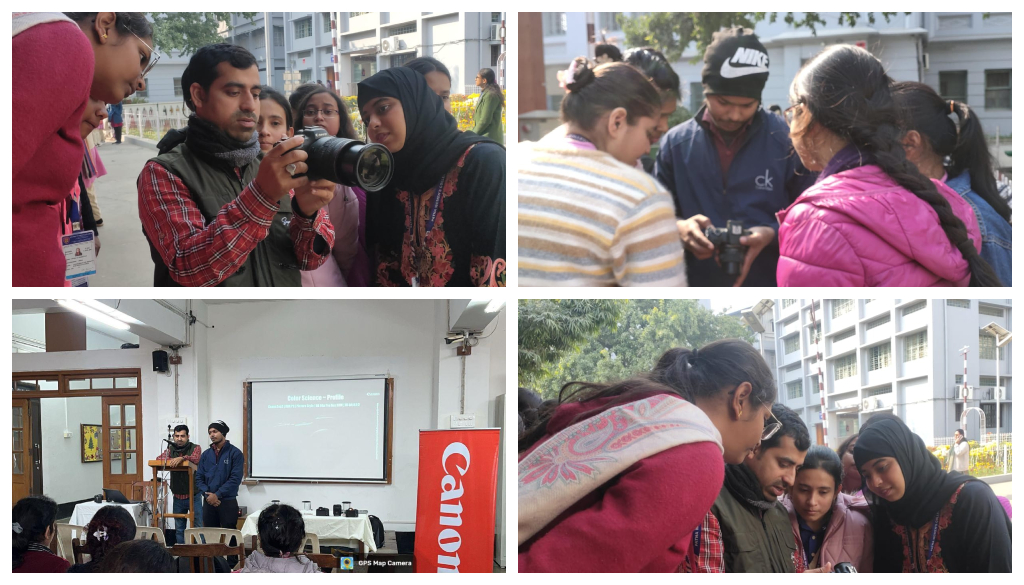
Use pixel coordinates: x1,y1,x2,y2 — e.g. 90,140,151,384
776,44,1000,287
13,12,153,286
519,339,777,572
783,446,873,572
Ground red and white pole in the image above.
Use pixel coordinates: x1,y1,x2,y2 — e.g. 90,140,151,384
810,300,827,446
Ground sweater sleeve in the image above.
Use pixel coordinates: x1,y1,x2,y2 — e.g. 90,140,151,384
464,144,507,286
950,481,1012,572
13,22,93,179
519,440,724,573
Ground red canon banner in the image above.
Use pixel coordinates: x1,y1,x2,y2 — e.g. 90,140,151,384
414,429,500,573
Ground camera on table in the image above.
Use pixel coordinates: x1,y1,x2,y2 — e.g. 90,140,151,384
280,126,394,192
704,220,751,277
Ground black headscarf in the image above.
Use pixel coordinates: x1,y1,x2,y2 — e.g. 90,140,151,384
357,67,499,195
854,417,975,527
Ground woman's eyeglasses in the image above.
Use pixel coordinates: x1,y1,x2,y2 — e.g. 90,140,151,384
131,31,160,78
761,406,783,441
784,103,802,125
304,108,340,119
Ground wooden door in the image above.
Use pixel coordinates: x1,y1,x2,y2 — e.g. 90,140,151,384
815,424,824,446
12,399,32,505
102,396,142,497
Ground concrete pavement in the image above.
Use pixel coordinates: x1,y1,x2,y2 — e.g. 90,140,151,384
88,140,157,287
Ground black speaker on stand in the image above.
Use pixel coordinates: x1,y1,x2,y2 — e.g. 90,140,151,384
153,350,169,373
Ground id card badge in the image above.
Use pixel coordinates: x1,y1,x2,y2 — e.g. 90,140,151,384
63,231,97,282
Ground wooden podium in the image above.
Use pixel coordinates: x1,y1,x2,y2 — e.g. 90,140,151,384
148,459,197,531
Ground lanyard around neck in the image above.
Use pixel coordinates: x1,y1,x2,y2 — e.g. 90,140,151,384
908,511,941,572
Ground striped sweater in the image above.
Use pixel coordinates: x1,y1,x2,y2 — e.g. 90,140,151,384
518,141,687,286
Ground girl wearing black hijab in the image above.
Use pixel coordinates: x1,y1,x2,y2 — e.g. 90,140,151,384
357,67,506,287
854,417,1011,572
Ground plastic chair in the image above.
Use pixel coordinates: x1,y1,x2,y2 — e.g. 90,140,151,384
135,526,167,545
184,527,243,547
170,543,245,572
55,524,85,564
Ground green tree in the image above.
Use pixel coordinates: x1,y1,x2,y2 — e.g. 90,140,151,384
148,12,257,56
518,299,623,388
621,12,906,62
534,300,753,398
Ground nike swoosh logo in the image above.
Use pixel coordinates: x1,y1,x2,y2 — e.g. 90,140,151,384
720,60,770,79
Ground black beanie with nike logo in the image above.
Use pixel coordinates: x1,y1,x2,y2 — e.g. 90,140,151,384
701,27,770,101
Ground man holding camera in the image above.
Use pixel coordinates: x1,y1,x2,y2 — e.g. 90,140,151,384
155,424,203,544
138,44,335,286
656,28,815,287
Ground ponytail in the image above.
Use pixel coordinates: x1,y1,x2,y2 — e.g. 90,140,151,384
891,81,1011,223
794,46,1003,286
12,495,59,569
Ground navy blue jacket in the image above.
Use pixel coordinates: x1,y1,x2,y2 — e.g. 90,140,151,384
656,106,816,286
196,440,244,500
946,171,1011,286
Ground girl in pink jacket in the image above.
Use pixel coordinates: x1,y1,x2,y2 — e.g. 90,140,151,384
783,445,873,572
776,45,1001,287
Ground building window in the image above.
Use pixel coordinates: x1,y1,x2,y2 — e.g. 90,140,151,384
764,350,776,370
865,299,875,304
946,299,970,308
295,18,312,39
598,12,622,32
867,313,891,330
689,81,704,116
980,375,998,387
787,380,803,400
785,363,801,373
939,71,968,103
902,301,926,316
835,354,857,380
173,77,182,97
349,12,369,18
985,69,1011,110
978,305,1004,317
299,69,311,83
492,12,502,23
904,331,928,362
782,299,797,309
491,44,501,68
544,13,567,36
831,299,853,318
253,28,265,49
869,343,891,371
834,328,855,343
322,13,332,33
810,375,820,394
784,336,800,354
811,323,822,344
955,374,963,385
351,56,377,83
274,26,284,46
979,333,997,360
867,384,892,397
954,402,964,421
981,404,996,428
389,22,417,36
390,53,414,68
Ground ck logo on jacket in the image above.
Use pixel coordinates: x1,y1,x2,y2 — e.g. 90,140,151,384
721,47,770,78
755,169,774,191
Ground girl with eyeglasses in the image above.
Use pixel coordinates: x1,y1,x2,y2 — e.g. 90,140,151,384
781,445,874,572
13,12,153,286
292,86,369,287
854,416,1011,572
519,339,776,572
777,45,997,287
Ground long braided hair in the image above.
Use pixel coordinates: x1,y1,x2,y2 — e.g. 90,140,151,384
790,45,1001,286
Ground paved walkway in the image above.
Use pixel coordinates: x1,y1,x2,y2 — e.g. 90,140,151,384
89,139,158,287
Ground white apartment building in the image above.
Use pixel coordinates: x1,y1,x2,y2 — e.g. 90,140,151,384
755,299,1012,448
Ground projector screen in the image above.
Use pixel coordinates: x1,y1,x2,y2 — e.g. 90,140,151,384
247,378,391,482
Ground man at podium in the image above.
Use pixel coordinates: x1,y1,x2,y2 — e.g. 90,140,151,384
156,424,203,543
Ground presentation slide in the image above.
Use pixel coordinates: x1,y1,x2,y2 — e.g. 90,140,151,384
250,378,387,481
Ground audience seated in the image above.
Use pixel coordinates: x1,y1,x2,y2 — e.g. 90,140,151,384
239,504,319,573
12,495,70,573
67,505,137,572
100,539,175,573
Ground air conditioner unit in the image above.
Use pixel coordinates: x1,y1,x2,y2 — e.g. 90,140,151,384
380,38,391,53
390,35,401,50
490,23,500,40
861,398,873,412
959,385,973,400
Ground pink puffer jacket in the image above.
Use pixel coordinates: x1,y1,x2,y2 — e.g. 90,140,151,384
783,492,873,572
777,165,981,286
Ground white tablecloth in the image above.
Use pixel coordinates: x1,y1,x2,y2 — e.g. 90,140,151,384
69,501,149,527
239,511,376,553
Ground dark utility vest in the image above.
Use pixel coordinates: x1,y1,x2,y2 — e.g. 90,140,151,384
166,442,198,496
147,144,301,286
711,485,797,573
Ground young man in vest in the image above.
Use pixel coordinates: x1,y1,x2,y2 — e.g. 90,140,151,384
656,28,815,287
196,420,244,530
138,43,336,286
688,404,815,573
156,424,203,543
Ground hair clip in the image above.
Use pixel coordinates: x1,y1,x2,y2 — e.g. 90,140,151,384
559,60,581,91
950,100,955,114
93,527,109,541
12,522,23,534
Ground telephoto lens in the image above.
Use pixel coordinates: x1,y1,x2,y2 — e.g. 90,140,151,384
832,562,858,573
284,126,394,192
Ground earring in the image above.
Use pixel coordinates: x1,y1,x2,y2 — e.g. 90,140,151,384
102,34,108,39
738,409,742,416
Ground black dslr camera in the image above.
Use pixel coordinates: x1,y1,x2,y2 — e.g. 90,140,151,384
281,126,394,192
833,562,858,573
704,220,751,277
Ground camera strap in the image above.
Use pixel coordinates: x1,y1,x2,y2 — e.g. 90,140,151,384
409,176,447,287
